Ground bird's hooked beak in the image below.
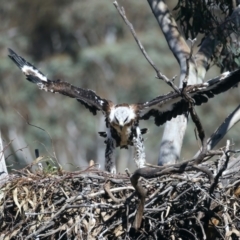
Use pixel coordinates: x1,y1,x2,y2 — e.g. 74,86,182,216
119,122,124,131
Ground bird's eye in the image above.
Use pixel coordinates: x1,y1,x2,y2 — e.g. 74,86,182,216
124,116,128,123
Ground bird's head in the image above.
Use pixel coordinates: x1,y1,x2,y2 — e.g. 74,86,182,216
109,106,136,130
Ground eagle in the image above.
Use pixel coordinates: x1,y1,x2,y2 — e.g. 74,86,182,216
8,48,240,173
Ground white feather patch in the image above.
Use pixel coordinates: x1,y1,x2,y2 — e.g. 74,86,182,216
109,106,136,123
22,65,48,82
220,71,230,79
99,100,104,106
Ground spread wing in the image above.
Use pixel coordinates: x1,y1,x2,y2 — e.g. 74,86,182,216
8,48,110,115
139,70,240,126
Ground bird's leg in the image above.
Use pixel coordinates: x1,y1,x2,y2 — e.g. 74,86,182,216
133,127,146,168
105,137,116,174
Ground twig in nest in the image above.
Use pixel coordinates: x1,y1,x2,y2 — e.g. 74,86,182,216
25,195,79,240
178,228,198,239
192,165,214,184
103,180,125,203
130,171,147,230
209,141,232,196
193,216,206,240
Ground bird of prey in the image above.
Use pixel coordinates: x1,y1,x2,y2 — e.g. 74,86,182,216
8,48,240,173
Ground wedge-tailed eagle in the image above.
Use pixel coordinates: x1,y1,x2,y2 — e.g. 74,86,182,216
8,48,240,173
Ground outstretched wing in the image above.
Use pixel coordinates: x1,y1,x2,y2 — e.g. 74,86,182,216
8,48,110,115
139,70,240,126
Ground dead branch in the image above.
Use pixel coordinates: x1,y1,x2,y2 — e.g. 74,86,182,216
113,1,180,94
194,104,240,158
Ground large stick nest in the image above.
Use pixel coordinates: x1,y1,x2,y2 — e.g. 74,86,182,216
1,153,240,240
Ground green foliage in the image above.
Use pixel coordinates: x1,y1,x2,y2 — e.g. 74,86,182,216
174,0,240,71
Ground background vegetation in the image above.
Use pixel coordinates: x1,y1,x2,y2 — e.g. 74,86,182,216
1,0,239,172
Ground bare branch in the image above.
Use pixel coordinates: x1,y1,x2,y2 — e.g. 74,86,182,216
130,170,147,230
194,104,240,158
113,1,180,93
208,104,240,149
209,141,231,195
103,180,126,203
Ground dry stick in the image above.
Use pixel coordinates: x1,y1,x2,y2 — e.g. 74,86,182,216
194,216,206,240
25,196,78,240
207,104,240,149
130,171,147,230
210,148,240,195
217,140,230,172
113,1,180,94
64,186,135,201
179,228,198,240
191,140,213,184
65,203,124,210
189,105,205,145
194,101,240,158
103,180,126,203
37,225,65,239
57,213,88,240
